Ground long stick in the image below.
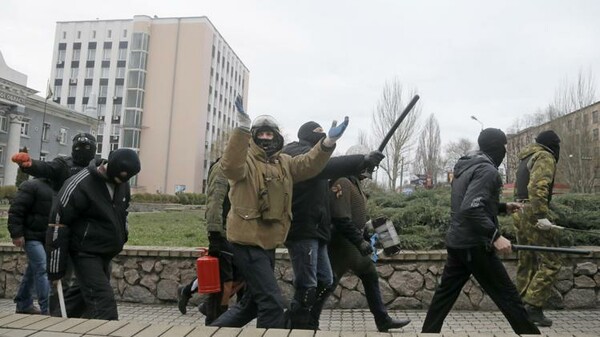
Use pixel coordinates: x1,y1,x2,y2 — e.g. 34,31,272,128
377,95,420,152
57,279,67,318
512,244,591,255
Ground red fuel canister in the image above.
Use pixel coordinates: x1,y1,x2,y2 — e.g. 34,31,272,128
196,249,221,294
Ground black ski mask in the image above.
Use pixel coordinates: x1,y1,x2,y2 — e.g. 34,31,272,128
478,128,507,168
106,149,141,184
298,121,325,146
535,130,561,162
72,133,97,166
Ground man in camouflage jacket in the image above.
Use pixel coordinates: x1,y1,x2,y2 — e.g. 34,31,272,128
512,130,561,327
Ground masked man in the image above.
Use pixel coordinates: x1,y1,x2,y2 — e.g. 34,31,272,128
210,114,348,329
47,149,140,320
513,130,561,327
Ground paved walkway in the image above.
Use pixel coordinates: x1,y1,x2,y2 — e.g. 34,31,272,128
0,298,599,336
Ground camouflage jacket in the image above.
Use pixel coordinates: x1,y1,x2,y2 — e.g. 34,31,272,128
220,127,335,250
514,143,557,219
205,161,230,235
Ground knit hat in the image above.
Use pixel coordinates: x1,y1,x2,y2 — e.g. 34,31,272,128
478,128,507,167
107,149,141,184
298,121,325,146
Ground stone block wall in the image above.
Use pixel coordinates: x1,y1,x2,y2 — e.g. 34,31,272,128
1,243,599,310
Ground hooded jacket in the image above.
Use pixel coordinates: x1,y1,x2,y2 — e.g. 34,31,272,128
8,179,55,242
446,151,507,248
49,160,131,257
514,143,556,219
221,127,334,250
282,140,366,243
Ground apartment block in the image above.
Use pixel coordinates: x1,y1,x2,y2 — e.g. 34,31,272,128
50,15,250,193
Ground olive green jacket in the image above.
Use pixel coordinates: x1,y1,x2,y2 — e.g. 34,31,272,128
517,143,557,219
205,162,229,235
221,127,334,249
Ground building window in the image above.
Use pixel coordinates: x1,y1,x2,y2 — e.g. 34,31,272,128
62,31,66,39
72,48,80,61
70,67,79,79
107,30,112,38
57,49,66,63
98,122,105,135
123,29,127,38
122,129,140,148
113,104,122,119
42,123,50,141
593,110,598,123
101,67,110,78
116,66,126,78
114,85,123,98
111,143,119,151
99,85,108,97
118,47,127,61
0,146,4,166
87,49,96,61
102,48,112,61
0,116,7,132
98,104,106,117
40,153,47,162
85,67,94,78
59,128,68,144
92,30,96,39
68,85,77,97
67,103,75,110
83,85,92,97
53,85,62,100
594,128,599,141
56,67,64,78
20,121,30,136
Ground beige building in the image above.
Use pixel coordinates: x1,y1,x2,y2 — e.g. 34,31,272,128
50,16,250,193
506,101,600,193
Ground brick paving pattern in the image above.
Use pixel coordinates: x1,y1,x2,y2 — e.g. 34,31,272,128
0,298,598,336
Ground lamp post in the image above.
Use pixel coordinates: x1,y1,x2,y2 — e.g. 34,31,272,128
470,115,484,131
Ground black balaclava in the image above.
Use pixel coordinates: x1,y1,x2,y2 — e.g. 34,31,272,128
106,149,141,184
251,115,284,156
535,130,561,162
477,128,507,167
298,121,325,146
72,133,97,166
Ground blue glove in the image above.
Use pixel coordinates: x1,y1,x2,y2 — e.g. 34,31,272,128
323,116,349,147
234,95,245,114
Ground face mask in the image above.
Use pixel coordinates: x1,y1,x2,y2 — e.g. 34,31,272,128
106,149,141,184
485,147,506,168
71,134,97,166
304,132,326,146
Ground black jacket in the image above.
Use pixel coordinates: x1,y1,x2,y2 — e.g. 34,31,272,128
446,151,507,248
49,160,131,257
8,179,55,242
282,140,367,242
22,156,101,191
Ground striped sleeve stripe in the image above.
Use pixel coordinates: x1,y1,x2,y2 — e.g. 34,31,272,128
60,169,90,206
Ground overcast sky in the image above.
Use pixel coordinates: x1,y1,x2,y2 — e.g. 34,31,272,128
2,0,600,156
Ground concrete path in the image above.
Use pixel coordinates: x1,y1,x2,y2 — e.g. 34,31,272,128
0,298,598,336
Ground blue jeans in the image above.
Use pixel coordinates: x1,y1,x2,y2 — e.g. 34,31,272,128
15,240,50,314
286,239,333,289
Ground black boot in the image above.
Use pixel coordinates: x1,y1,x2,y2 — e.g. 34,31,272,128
309,282,336,330
177,284,192,314
359,271,411,332
289,287,317,329
525,304,552,327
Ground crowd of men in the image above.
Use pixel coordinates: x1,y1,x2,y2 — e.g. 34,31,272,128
7,107,564,334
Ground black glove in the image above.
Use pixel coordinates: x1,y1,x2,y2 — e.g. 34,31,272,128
357,240,374,256
208,231,227,257
365,151,385,169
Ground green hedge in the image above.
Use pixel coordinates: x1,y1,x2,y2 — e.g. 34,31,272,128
368,187,600,250
0,186,17,201
131,193,207,205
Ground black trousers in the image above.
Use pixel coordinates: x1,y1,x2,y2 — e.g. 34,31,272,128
49,257,86,318
209,244,285,329
71,252,118,320
422,246,540,335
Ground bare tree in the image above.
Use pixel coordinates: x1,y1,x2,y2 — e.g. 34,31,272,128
553,123,598,193
508,69,597,133
413,114,442,184
370,79,420,190
443,137,475,171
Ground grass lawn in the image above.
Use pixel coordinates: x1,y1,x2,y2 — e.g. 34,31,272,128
0,209,210,247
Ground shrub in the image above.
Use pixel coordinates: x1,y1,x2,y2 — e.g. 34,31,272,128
131,192,206,205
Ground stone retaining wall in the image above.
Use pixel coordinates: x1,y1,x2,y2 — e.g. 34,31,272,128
1,243,599,310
